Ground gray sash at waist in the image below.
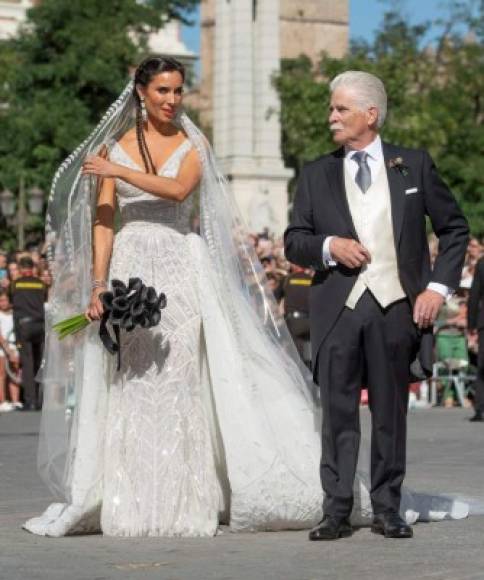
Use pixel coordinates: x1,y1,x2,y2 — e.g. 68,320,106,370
120,200,179,225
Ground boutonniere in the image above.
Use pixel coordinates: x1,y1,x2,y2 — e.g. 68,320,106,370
388,156,409,177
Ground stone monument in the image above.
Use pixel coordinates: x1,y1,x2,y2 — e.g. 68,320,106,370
212,0,292,234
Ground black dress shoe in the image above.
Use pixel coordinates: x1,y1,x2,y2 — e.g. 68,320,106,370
371,512,413,538
308,515,353,541
469,412,483,422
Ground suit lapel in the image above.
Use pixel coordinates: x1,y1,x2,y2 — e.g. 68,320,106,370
327,148,358,240
383,142,406,248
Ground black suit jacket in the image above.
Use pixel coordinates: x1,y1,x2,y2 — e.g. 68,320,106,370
468,257,484,331
284,142,469,381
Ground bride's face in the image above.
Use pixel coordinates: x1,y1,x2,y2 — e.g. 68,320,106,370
139,71,184,124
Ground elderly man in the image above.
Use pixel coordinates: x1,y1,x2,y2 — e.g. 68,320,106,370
284,71,469,540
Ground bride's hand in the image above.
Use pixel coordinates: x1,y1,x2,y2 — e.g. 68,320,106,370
82,156,120,178
85,287,105,321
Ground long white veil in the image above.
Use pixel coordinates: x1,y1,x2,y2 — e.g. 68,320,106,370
37,77,481,529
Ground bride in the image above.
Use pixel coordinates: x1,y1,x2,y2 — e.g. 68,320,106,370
24,56,469,538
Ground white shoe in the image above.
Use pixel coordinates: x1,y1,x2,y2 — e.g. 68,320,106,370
0,401,14,412
12,402,23,410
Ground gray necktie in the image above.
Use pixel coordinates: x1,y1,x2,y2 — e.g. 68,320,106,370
353,151,371,193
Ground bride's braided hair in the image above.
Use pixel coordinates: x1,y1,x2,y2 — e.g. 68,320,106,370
133,55,186,174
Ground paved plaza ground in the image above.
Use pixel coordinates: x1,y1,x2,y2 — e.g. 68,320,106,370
1,408,484,580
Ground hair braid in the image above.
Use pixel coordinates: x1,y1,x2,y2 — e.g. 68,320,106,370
135,101,156,174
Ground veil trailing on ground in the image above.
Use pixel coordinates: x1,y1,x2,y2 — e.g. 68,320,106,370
38,78,481,527
39,79,318,504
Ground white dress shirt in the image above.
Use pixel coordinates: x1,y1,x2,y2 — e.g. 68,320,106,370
321,135,451,299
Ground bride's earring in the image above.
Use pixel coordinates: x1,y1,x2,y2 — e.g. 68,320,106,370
140,97,147,123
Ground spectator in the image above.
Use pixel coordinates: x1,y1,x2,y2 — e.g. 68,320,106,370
10,256,47,411
266,272,284,303
7,261,19,282
461,237,483,289
468,256,484,422
0,251,7,274
256,238,274,259
260,255,277,274
0,289,21,412
446,297,468,330
468,237,482,263
0,252,8,291
39,264,53,300
247,233,258,249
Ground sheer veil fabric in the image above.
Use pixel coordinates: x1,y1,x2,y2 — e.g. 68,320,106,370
24,80,474,537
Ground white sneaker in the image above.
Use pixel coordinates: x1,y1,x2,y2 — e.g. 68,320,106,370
12,402,23,410
0,401,14,412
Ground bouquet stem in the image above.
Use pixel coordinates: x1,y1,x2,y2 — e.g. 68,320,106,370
53,314,90,340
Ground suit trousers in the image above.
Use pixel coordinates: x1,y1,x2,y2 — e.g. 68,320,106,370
317,290,418,518
474,330,484,413
17,320,44,408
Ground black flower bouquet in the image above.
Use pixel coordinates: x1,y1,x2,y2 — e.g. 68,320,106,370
54,278,167,370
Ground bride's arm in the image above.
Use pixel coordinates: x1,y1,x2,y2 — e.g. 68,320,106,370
82,148,202,203
85,175,116,321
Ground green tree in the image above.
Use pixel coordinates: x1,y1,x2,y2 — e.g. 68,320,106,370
0,0,198,249
275,3,484,236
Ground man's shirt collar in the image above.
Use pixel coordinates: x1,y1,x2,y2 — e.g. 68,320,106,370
345,135,383,162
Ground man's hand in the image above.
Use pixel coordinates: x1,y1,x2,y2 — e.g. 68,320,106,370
413,289,445,329
329,237,371,269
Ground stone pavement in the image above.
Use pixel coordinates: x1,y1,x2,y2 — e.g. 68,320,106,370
1,408,484,580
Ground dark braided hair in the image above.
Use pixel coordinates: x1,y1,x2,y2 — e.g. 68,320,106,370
133,55,186,174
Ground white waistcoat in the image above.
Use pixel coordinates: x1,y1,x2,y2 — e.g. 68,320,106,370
344,165,406,309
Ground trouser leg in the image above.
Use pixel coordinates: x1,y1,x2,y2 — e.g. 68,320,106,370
363,294,417,515
474,330,484,413
318,304,364,518
19,339,35,407
18,321,44,408
32,331,44,407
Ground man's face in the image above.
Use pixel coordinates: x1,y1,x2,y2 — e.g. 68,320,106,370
328,87,376,146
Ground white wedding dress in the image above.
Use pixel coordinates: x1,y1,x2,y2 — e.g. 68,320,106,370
23,140,469,537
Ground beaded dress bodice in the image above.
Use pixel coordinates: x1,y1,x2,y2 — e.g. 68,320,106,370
110,140,193,234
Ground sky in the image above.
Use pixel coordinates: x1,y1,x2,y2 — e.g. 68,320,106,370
180,0,462,62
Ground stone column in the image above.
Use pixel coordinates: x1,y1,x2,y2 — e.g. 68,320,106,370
213,0,292,236
213,0,231,158
254,0,284,167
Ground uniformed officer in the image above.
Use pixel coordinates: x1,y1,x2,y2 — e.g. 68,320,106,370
282,264,313,367
10,256,47,410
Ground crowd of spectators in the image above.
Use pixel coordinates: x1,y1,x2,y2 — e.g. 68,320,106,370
0,233,482,412
252,230,484,408
0,242,51,412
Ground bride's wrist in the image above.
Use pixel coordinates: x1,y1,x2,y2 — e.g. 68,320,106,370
91,279,107,291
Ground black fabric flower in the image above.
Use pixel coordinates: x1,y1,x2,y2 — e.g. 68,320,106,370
99,277,167,370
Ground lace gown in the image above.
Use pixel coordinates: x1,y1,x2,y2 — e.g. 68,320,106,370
101,140,223,536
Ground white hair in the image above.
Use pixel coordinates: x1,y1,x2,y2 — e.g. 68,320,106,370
330,71,387,129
